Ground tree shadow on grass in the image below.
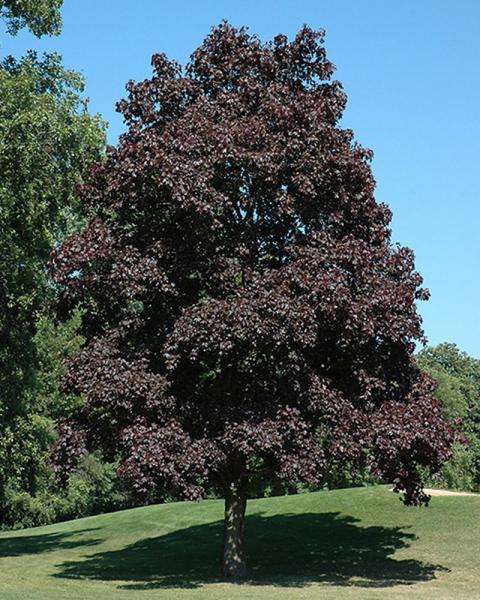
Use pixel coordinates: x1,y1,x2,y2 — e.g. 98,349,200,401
55,512,446,590
0,528,101,558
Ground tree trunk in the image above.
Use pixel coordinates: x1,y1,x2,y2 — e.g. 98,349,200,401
223,485,247,579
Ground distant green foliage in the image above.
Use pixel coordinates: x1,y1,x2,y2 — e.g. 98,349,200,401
33,309,86,419
60,453,131,520
1,311,86,528
439,443,476,492
0,310,137,530
0,0,108,531
417,343,480,491
0,51,105,525
0,414,53,515
0,51,105,418
2,453,132,530
0,0,63,37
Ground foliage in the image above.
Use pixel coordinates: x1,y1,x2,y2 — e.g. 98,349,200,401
33,308,86,419
0,414,53,520
1,312,136,530
438,443,476,491
60,452,130,519
0,0,62,37
0,311,86,529
2,452,132,530
51,23,455,576
0,51,105,415
417,343,480,491
0,51,105,524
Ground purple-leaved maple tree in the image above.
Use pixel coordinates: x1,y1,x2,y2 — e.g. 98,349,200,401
50,23,455,578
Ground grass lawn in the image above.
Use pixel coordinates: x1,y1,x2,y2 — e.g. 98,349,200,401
0,485,478,600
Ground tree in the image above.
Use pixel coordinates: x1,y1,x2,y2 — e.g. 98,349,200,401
0,0,105,527
0,0,62,37
51,23,455,578
0,51,105,523
417,343,480,490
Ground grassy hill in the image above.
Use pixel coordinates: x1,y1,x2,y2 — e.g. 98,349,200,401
0,485,479,600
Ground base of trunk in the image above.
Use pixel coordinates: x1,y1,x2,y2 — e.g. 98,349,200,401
223,486,247,579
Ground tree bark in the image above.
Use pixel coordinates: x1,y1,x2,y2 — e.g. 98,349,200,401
223,484,248,579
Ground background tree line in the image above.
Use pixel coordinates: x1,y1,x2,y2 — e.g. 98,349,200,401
0,1,478,532
0,0,135,529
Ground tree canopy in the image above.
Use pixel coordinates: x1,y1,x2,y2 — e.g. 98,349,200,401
0,0,62,37
51,23,455,578
417,343,480,491
0,51,105,523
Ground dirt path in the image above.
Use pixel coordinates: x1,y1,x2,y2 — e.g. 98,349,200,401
423,488,478,497
390,487,478,497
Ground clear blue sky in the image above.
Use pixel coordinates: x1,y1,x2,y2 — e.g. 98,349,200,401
2,0,479,357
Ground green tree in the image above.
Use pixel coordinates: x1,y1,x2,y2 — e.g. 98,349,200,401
0,0,62,37
417,343,480,490
0,0,106,527
0,50,105,522
33,308,86,419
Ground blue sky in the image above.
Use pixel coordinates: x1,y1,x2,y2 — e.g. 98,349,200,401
2,0,479,357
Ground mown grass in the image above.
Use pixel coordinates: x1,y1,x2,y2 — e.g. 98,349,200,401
0,485,479,600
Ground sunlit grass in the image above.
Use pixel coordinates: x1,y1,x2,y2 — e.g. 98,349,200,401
0,485,479,600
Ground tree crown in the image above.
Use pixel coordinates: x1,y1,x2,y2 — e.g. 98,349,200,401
51,23,455,506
